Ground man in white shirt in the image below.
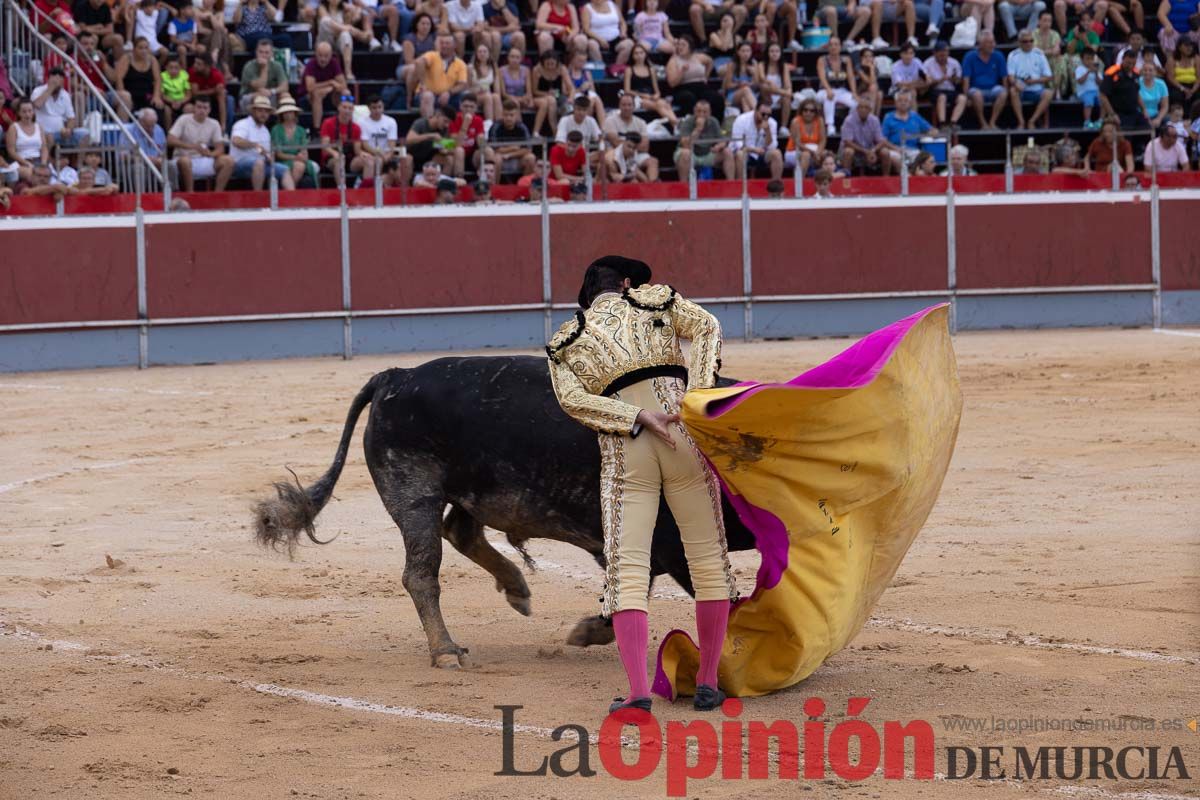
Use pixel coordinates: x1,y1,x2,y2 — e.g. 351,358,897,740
31,68,86,145
230,96,295,190
446,0,486,56
358,94,402,164
556,95,603,146
167,96,235,191
729,100,783,180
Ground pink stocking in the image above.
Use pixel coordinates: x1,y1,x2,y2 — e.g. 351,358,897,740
695,599,730,688
611,609,650,700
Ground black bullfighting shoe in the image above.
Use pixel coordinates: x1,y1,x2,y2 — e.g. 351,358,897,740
608,696,653,714
693,684,726,711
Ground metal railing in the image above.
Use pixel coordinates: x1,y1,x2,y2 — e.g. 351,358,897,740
2,0,164,187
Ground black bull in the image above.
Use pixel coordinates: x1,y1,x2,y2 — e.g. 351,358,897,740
254,355,756,668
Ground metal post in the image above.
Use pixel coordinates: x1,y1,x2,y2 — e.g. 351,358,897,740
1004,133,1013,193
900,148,909,196
339,185,352,359
136,205,148,369
163,166,172,210
374,156,384,208
1151,181,1161,330
269,152,279,210
689,151,697,200
740,150,752,341
540,140,552,342
793,151,803,198
585,145,594,202
946,187,957,334
135,158,143,212
1111,135,1120,191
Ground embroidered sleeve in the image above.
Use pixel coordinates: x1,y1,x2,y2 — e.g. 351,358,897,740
671,294,722,391
548,357,642,435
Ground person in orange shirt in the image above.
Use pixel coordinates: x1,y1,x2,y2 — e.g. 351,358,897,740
415,32,469,118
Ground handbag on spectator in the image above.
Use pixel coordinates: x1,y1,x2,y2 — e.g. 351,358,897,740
950,16,978,48
874,54,894,78
645,118,672,140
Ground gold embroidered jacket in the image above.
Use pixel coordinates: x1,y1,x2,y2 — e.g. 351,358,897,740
546,284,723,434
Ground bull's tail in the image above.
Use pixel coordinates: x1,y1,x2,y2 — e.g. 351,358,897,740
252,372,383,556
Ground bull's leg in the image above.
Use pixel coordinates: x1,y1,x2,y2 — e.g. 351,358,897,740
566,574,661,647
382,487,468,669
441,504,532,617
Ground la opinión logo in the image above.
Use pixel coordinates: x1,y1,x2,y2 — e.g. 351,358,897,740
496,697,936,796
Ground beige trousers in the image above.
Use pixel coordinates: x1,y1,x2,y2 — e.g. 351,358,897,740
598,376,738,617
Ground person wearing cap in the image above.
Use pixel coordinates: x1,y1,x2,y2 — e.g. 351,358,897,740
923,41,967,128
272,96,320,188
605,131,658,181
550,129,590,185
546,256,736,715
231,95,296,190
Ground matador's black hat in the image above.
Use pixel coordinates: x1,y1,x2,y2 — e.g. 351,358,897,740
577,255,652,308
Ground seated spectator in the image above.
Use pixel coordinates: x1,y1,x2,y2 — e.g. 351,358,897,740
759,43,793,127
300,43,350,132
1165,39,1199,108
79,151,114,186
1084,116,1135,173
231,95,295,189
623,44,678,127
5,100,49,185
787,99,826,175
321,97,377,185
633,0,675,55
230,0,279,54
910,149,938,174
666,36,721,118
766,178,785,197
581,0,633,66
939,143,977,175
959,0,997,38
416,33,470,119
816,0,872,52
723,42,759,117
435,175,459,203
450,92,487,174
556,94,603,154
535,0,588,57
1062,8,1100,51
160,55,192,130
413,159,466,187
17,162,70,199
124,107,167,177
1157,0,1200,52
240,39,289,113
499,48,541,126
1017,147,1047,173
1167,100,1189,137
487,98,536,179
482,0,525,58
708,12,739,72
888,41,926,98
839,96,895,174
406,105,464,175
1143,123,1191,170
550,129,588,185
964,31,1011,129
73,166,120,194
472,179,494,203
882,89,932,156
568,180,589,201
76,32,130,116
271,97,320,188
1140,63,1171,127
1008,31,1054,128
0,184,11,209
745,12,777,61
816,38,858,136
1115,29,1163,72
603,93,648,149
866,0,920,51
1101,49,1147,129
1076,47,1103,128
187,53,229,131
447,0,487,57
730,100,784,180
923,41,967,128
856,47,883,114
1032,11,1069,98
674,98,734,180
167,96,234,190
531,50,569,136
999,0,1048,41
168,4,201,64
1052,141,1089,174
393,13,437,109
605,131,658,182
31,68,86,145
689,0,745,43
361,157,411,188
74,0,125,55
359,94,404,166
52,152,79,187
813,168,834,198
564,51,606,127
467,44,501,121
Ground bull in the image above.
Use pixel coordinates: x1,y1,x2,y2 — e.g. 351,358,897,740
253,355,756,668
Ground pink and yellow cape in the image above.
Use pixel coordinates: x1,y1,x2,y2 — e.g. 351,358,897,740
653,304,963,699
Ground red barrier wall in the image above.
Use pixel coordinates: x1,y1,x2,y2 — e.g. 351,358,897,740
349,216,543,309
0,227,137,325
144,219,343,318
752,206,948,294
1159,199,1200,291
549,208,743,303
955,202,1152,289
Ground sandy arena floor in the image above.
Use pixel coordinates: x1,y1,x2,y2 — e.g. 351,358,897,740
1,327,1198,799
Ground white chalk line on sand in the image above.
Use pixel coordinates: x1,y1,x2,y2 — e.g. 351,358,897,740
0,458,159,495
1153,329,1200,338
3,620,1194,800
868,618,1197,666
0,382,215,396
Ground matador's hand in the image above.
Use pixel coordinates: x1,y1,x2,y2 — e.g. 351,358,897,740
636,408,679,449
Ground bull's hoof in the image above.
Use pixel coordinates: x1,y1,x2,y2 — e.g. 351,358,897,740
566,617,615,647
431,646,469,669
506,591,532,617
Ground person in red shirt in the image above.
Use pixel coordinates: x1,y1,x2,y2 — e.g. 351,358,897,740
320,97,376,185
549,129,588,184
33,0,77,35
188,54,229,131
449,92,486,176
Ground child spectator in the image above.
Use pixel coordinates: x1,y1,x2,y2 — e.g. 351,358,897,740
1076,47,1102,128
161,54,192,129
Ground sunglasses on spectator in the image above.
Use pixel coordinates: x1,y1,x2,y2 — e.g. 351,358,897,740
340,94,355,102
